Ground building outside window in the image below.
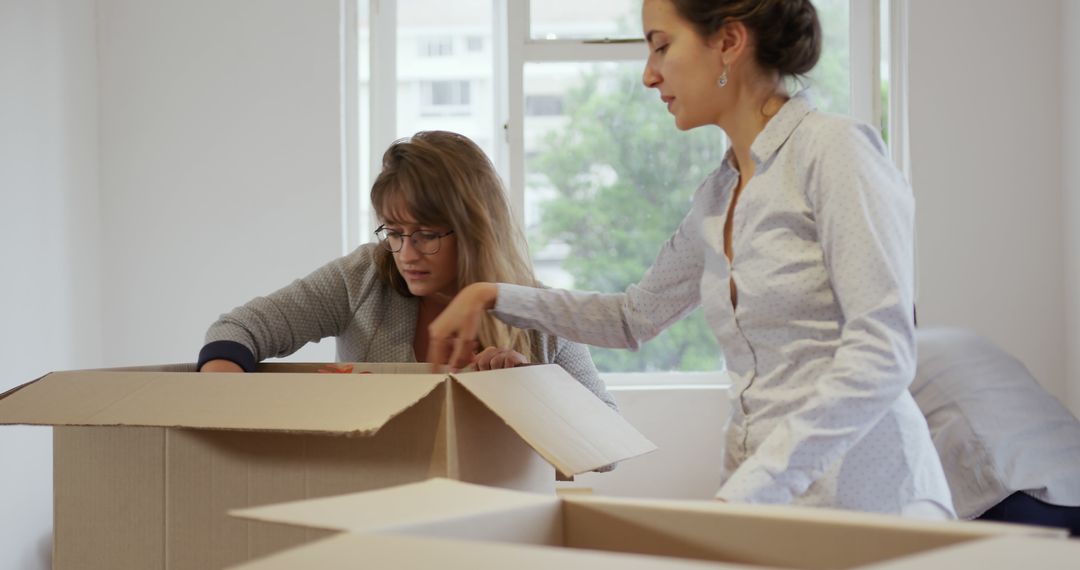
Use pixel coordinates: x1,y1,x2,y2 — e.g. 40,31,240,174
420,80,472,115
419,35,454,57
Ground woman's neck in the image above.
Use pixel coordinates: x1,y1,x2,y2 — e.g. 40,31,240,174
418,294,450,319
722,79,789,176
414,295,449,362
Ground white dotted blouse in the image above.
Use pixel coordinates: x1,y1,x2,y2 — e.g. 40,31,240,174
493,91,955,514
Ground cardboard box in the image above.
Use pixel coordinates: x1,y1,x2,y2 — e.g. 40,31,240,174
0,363,655,570
229,478,1074,570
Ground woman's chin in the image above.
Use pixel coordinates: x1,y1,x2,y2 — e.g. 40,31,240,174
673,114,703,131
409,283,450,300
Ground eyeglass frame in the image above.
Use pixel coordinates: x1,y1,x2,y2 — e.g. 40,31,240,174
374,224,456,255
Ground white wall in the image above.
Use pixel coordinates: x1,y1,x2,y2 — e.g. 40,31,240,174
96,0,343,366
0,1,101,568
1064,0,1080,415
2,0,343,566
908,0,1074,413
559,386,731,499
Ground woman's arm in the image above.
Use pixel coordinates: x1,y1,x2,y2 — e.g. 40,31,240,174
198,247,376,371
429,203,710,369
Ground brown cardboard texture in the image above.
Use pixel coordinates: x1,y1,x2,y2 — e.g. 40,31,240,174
230,478,1072,570
0,363,655,570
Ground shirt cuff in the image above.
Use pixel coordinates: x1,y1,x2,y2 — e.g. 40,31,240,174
198,340,257,372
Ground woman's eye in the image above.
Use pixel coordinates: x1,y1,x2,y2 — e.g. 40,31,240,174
655,44,668,54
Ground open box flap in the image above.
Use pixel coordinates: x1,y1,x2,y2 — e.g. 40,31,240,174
556,493,1064,570
452,365,657,476
560,492,1061,536
0,369,445,435
230,478,557,533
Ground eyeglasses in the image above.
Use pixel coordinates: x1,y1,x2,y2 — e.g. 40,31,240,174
374,225,455,255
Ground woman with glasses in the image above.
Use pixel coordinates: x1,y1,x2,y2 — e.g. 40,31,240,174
428,0,953,516
196,130,617,413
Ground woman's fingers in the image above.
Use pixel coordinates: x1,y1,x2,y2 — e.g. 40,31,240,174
496,349,526,369
448,337,476,371
474,347,527,370
474,347,498,370
427,283,497,371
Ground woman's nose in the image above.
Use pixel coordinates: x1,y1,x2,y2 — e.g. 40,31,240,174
642,60,660,88
398,237,422,260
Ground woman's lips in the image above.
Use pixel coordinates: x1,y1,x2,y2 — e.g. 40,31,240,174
402,269,429,280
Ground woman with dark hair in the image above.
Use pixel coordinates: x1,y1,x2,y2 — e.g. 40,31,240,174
429,0,952,516
197,130,617,413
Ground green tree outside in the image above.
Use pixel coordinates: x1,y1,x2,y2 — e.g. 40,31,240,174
530,66,724,372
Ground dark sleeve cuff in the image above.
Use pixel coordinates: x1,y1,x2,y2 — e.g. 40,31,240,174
198,340,257,372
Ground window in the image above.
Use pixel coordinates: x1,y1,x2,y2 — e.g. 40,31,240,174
353,0,903,376
421,80,472,114
524,94,564,116
355,0,495,242
419,36,454,57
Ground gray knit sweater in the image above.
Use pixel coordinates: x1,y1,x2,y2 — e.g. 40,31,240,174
203,243,617,411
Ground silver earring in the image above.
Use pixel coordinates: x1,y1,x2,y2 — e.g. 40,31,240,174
717,64,729,88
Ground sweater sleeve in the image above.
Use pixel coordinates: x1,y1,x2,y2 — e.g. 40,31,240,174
200,246,380,365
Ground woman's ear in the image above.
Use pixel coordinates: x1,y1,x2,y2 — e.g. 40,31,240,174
709,20,750,66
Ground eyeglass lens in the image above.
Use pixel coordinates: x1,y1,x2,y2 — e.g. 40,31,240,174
379,229,443,254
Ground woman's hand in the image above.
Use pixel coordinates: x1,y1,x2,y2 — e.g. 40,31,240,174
428,282,499,371
199,359,244,373
473,347,527,370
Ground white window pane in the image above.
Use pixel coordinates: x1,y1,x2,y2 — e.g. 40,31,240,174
807,0,851,114
525,94,564,116
396,0,495,157
418,36,454,57
523,61,724,373
880,3,891,140
358,0,372,242
421,80,472,115
530,0,641,41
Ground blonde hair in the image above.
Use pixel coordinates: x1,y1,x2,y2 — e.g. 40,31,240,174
370,131,538,361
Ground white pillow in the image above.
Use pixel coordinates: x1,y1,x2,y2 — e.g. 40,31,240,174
910,327,1080,518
